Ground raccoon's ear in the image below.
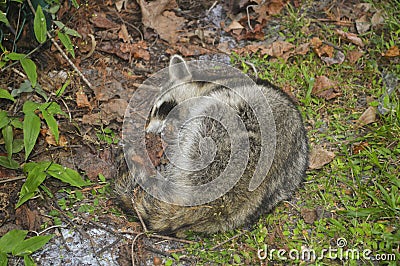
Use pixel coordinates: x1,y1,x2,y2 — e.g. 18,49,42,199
169,55,192,83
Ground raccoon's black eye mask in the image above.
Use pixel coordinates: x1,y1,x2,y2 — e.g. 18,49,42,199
154,100,176,119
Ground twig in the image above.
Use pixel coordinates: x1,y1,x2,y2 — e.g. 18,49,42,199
209,230,247,251
115,12,143,41
246,5,257,31
149,234,195,245
26,0,93,90
0,175,26,184
131,232,145,266
132,198,148,232
82,34,97,60
206,1,218,16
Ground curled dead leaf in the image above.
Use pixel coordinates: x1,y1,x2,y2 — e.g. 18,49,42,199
347,50,363,64
355,15,371,34
312,76,341,100
355,106,377,128
335,29,364,47
139,0,185,44
309,147,335,170
382,46,399,57
118,24,132,43
76,91,91,108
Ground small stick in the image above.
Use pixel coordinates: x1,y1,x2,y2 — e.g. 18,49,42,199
131,197,148,232
209,230,247,251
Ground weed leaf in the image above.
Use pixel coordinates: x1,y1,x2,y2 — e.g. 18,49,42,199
33,5,47,43
0,252,7,266
20,58,37,88
17,163,49,208
53,21,82,37
24,255,35,266
0,88,15,102
0,111,9,129
0,229,28,253
0,12,10,26
47,163,90,187
58,31,75,58
6,52,25,60
0,156,19,169
39,106,59,143
2,125,13,160
12,235,53,256
23,113,41,160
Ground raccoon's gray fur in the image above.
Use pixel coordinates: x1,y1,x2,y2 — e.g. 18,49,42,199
115,55,308,236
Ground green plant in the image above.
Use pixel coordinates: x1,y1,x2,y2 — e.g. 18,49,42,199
0,229,53,266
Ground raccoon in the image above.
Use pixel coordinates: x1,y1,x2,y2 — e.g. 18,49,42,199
115,55,308,236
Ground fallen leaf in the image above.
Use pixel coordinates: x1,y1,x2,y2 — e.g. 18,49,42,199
175,44,210,56
224,20,244,32
139,0,185,44
118,24,132,43
355,15,371,34
347,50,363,64
335,29,364,47
355,3,372,12
301,208,318,224
76,91,91,108
352,142,369,154
253,0,287,23
321,50,345,65
371,10,385,26
382,46,399,57
91,14,120,29
132,41,150,60
310,37,323,48
312,76,341,100
309,147,335,169
263,40,295,58
45,134,68,147
355,106,376,128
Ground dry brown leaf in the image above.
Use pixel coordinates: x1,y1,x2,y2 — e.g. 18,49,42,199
352,142,369,155
224,20,244,32
139,0,185,44
91,14,120,29
347,50,364,64
371,10,385,26
309,147,335,170
76,91,91,108
383,46,400,57
132,40,150,60
253,0,287,22
335,29,364,47
312,76,341,100
175,44,210,56
355,106,377,128
321,50,345,65
301,208,318,224
45,134,68,147
262,41,295,58
310,37,323,48
118,24,132,43
355,15,371,34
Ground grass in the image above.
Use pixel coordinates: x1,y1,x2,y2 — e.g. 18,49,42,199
180,1,400,265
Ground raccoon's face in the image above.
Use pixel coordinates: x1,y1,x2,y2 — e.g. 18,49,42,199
146,97,177,133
